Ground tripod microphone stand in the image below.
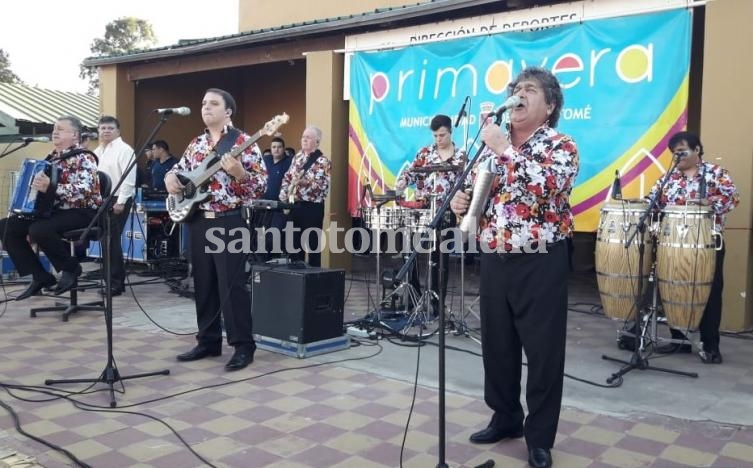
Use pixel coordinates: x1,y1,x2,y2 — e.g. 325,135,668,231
601,155,698,383
45,114,174,407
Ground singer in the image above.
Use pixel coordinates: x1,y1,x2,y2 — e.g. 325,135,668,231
649,131,739,364
166,88,267,371
450,67,578,468
395,114,467,315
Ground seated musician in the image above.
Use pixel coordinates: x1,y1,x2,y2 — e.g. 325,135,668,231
650,131,739,364
150,140,177,192
395,114,467,315
0,116,102,300
278,126,331,267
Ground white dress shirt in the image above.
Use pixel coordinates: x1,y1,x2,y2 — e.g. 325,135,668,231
94,136,137,205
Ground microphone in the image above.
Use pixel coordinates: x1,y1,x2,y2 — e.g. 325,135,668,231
493,95,522,118
673,150,690,159
18,136,50,143
154,107,191,116
81,132,98,140
611,169,622,200
454,96,469,128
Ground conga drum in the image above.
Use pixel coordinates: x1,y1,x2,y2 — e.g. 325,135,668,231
656,204,717,330
595,200,653,320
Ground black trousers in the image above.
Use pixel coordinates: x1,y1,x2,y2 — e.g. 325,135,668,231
0,209,96,280
290,201,324,267
188,214,254,350
105,197,134,288
409,215,455,308
479,240,569,449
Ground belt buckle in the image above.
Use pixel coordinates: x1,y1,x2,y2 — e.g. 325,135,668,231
203,211,217,219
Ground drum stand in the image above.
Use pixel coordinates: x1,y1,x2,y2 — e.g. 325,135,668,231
602,155,698,383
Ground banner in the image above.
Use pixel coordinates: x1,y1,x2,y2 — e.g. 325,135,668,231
348,9,691,231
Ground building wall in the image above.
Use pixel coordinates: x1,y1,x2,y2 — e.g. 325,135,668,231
699,0,753,331
238,0,425,32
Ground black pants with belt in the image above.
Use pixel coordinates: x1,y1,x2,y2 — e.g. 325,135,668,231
479,240,569,450
0,209,96,281
188,212,254,350
290,201,324,267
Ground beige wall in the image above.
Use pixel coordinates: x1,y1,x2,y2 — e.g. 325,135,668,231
239,0,427,32
700,0,753,330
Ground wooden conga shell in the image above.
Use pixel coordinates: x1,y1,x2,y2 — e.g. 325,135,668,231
595,201,652,320
656,205,716,330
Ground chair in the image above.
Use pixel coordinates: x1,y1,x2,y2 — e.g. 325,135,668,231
30,171,112,321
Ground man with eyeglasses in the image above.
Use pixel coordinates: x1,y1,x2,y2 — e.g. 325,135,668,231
649,131,739,364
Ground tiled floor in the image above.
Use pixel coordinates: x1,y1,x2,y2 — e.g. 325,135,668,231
0,255,752,467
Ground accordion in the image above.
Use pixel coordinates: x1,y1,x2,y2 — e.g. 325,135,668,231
10,159,58,219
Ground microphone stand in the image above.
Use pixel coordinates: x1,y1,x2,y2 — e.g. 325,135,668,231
393,108,505,468
45,114,173,407
0,140,31,159
601,155,698,383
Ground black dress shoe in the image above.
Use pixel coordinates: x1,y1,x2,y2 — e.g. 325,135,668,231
99,287,125,297
528,448,552,468
16,276,57,301
225,346,255,371
656,343,692,354
176,344,222,362
700,349,723,364
53,265,82,296
469,422,524,444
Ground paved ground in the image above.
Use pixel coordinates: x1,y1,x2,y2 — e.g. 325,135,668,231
0,254,751,467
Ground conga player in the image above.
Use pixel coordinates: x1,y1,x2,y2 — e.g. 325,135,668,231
649,131,739,364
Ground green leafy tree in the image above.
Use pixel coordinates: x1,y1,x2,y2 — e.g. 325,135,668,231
79,17,157,95
0,48,24,85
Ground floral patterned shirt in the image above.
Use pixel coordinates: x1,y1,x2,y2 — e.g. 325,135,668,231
648,160,739,229
279,150,331,204
397,144,467,208
48,145,102,210
470,126,579,252
170,127,267,212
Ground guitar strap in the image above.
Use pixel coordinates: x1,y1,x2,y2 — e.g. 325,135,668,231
300,149,322,175
212,127,242,160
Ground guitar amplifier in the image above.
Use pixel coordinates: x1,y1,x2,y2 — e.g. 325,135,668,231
251,265,345,346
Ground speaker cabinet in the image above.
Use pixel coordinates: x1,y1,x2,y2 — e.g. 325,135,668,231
251,265,345,344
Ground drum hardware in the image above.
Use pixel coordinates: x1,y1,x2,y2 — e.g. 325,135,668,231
601,155,699,384
408,164,460,174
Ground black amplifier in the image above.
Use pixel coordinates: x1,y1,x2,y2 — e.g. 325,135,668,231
251,265,345,344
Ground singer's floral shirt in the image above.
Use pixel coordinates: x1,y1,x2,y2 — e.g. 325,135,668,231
279,150,331,204
170,126,267,212
648,160,739,229
397,144,467,207
468,126,579,252
47,145,102,210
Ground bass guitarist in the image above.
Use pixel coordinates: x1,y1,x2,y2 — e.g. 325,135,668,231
0,116,102,300
165,88,267,372
278,126,331,267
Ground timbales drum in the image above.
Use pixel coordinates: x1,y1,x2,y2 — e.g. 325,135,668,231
361,206,404,230
595,200,653,321
655,204,718,330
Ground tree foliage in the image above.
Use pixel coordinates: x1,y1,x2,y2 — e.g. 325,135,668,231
0,48,24,85
79,17,157,95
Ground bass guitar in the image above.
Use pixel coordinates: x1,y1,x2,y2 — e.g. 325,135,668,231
167,113,289,222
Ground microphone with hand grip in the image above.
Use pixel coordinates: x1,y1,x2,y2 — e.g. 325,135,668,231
154,107,191,116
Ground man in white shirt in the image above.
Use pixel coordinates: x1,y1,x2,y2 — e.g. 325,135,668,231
94,115,136,296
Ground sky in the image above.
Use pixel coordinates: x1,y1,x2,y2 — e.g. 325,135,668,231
0,0,239,93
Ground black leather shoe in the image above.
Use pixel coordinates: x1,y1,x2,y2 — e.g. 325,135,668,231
53,265,82,296
656,343,692,354
700,349,723,364
469,422,524,444
528,448,552,468
16,276,57,301
99,287,125,297
225,346,255,371
176,344,222,362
